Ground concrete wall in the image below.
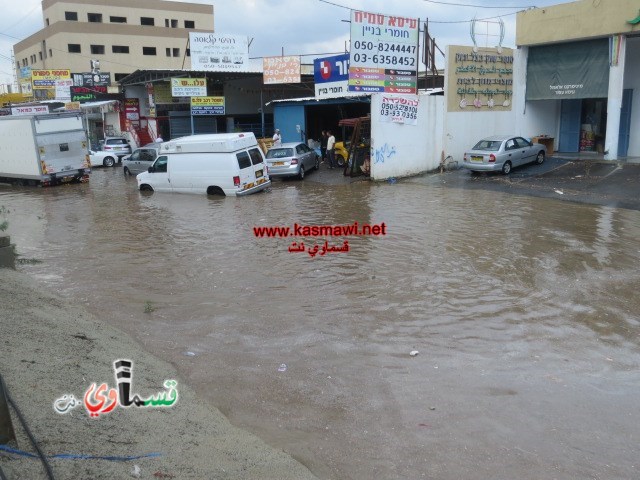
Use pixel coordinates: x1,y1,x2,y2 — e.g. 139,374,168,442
370,93,444,180
516,0,640,46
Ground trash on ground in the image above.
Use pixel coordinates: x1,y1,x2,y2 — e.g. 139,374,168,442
554,189,564,195
409,350,419,357
278,363,287,372
131,464,141,478
183,351,196,356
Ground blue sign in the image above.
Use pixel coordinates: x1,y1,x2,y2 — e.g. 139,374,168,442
314,54,350,84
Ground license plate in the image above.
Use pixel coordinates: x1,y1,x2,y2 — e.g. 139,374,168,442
61,176,74,183
257,177,266,185
245,182,255,189
256,169,263,177
470,156,483,163
272,161,284,166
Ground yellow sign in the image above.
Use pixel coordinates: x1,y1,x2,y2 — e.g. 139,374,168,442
31,69,71,90
190,96,225,115
170,77,207,97
65,101,81,111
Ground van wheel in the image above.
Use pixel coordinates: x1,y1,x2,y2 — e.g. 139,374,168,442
207,186,225,196
298,165,305,180
103,156,116,167
140,184,153,191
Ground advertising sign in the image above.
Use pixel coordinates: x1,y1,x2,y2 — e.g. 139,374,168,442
446,45,514,111
20,67,31,79
379,94,419,125
65,102,81,111
124,98,140,121
170,78,207,97
348,11,419,94
314,54,351,99
191,96,225,115
11,105,49,116
71,72,111,87
189,33,249,72
20,82,32,97
70,86,108,102
31,69,71,89
263,56,301,84
55,79,73,101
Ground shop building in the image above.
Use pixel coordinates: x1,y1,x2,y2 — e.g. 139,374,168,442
516,0,639,160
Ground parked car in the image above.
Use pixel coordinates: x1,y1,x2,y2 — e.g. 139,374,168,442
100,136,132,160
87,150,119,168
265,142,319,179
123,144,160,176
462,135,546,174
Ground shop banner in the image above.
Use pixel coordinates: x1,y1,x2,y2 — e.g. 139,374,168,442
191,96,225,115
314,53,351,99
55,79,73,101
263,56,301,84
189,33,249,72
379,94,419,125
171,77,207,97
348,11,419,94
31,69,71,89
20,82,32,97
65,102,81,111
11,105,49,116
71,72,111,87
70,85,108,102
526,39,609,101
124,98,140,121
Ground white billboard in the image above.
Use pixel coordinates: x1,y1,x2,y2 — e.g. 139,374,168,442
189,33,249,72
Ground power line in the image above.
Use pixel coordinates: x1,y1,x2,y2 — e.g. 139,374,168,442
423,0,535,8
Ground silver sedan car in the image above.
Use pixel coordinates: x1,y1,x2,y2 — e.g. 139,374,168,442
265,142,319,180
462,135,546,174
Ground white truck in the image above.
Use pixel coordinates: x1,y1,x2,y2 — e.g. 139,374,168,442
0,113,91,186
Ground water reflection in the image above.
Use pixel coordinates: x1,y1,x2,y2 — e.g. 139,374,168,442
2,168,640,480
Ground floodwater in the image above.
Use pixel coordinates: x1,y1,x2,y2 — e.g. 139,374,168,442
3,167,640,480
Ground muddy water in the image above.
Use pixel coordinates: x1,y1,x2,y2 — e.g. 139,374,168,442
3,168,640,480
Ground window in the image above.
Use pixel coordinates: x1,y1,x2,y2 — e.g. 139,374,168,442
46,18,49,26
68,44,81,53
142,47,157,56
164,19,169,27
173,48,180,57
39,52,43,60
249,148,264,165
87,13,102,23
186,49,190,57
90,45,105,55
49,49,53,57
65,11,78,21
112,45,129,54
165,48,171,57
171,19,178,28
236,152,252,169
141,17,154,26
184,20,195,28
154,156,168,173
110,16,127,23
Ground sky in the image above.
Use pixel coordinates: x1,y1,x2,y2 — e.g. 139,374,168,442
0,0,572,88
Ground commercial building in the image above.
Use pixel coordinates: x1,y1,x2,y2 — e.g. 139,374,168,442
13,0,214,85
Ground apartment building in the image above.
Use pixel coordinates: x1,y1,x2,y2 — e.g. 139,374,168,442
13,0,214,85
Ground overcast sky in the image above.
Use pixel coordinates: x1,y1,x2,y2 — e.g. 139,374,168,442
0,0,570,87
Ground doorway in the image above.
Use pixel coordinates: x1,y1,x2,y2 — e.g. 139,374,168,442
558,98,607,153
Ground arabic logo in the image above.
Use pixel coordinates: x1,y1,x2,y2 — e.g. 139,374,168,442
53,359,178,418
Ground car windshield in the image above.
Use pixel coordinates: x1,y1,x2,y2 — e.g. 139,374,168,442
266,148,294,159
472,140,502,151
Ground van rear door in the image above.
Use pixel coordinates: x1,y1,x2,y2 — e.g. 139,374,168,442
248,147,269,185
235,150,259,193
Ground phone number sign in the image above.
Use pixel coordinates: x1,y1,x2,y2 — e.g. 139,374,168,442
349,11,419,94
379,94,419,125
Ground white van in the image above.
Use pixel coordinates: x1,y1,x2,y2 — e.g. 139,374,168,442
136,133,271,196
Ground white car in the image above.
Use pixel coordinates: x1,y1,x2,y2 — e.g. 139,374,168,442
87,150,119,168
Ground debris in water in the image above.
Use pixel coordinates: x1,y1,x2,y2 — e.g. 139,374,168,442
554,189,564,195
131,465,141,478
409,350,419,357
278,363,287,372
183,351,196,357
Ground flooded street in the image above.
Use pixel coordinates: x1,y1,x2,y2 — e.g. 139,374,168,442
3,167,640,480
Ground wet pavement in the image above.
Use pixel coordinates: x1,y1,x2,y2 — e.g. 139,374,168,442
2,159,640,480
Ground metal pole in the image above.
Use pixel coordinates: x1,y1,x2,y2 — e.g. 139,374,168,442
260,89,265,138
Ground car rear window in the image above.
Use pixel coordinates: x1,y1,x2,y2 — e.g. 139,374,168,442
236,151,252,169
472,140,502,151
266,148,294,159
107,138,128,146
248,148,264,165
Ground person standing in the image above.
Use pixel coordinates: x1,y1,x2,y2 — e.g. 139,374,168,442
272,128,282,147
326,130,336,169
320,130,328,163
